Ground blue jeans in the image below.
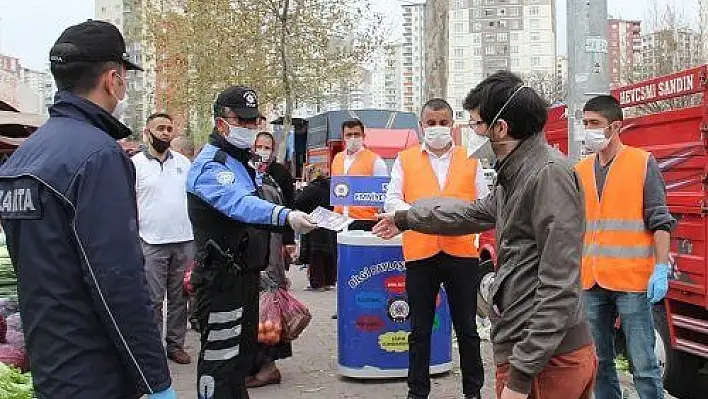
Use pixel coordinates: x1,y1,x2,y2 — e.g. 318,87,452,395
583,286,663,399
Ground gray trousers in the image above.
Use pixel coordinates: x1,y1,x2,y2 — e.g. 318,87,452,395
141,239,195,351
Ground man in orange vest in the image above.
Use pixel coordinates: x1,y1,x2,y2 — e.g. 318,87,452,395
578,95,676,399
384,99,488,399
331,119,389,231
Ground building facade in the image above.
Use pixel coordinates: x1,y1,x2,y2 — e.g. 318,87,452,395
640,28,701,80
401,3,426,115
607,19,641,88
370,44,403,111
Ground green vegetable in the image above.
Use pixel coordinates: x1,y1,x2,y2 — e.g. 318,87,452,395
0,362,32,399
615,354,630,373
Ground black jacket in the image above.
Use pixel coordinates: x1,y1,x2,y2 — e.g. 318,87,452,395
294,177,337,256
266,162,295,245
0,91,171,399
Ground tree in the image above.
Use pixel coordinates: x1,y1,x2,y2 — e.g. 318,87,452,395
424,0,449,100
625,1,702,114
523,71,567,105
144,0,385,154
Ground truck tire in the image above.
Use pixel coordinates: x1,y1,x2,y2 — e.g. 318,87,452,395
653,305,702,399
476,258,494,319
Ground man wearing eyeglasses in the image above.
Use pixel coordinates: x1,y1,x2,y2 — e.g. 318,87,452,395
384,98,488,399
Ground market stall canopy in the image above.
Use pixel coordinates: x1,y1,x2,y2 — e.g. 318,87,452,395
364,128,419,159
0,110,47,130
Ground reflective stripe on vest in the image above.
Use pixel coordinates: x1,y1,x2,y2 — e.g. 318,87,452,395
332,148,379,221
399,145,480,261
576,146,655,292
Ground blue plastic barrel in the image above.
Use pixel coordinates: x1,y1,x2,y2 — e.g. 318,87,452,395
336,231,453,378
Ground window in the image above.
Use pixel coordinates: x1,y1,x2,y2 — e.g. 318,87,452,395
531,56,540,66
530,32,540,41
454,23,465,34
454,60,465,70
530,6,539,16
511,58,520,69
472,9,481,18
511,32,519,40
497,32,509,41
473,22,482,32
498,8,506,16
530,19,540,29
484,33,496,41
485,46,495,55
509,20,521,29
473,34,481,44
454,48,465,57
509,7,520,17
474,47,482,56
511,46,519,54
484,9,495,16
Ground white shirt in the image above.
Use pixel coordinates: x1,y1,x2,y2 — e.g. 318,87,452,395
343,148,389,177
132,150,194,244
384,144,490,213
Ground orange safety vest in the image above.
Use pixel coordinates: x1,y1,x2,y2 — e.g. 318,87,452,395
331,148,380,221
399,145,480,261
576,146,655,292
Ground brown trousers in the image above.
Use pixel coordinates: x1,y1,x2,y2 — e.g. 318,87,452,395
495,345,597,399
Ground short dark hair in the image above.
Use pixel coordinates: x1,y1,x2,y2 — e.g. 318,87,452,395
463,70,549,140
583,95,623,123
341,119,365,132
421,98,453,117
147,112,173,124
51,61,121,95
214,105,258,124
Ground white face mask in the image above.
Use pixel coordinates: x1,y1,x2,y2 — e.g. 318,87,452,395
112,94,129,119
225,123,258,150
111,74,129,119
467,131,496,162
423,126,452,150
255,149,272,162
584,128,610,153
345,137,363,153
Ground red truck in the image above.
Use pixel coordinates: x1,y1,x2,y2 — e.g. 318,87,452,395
478,66,708,398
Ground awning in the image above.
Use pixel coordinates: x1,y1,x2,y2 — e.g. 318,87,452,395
364,128,419,159
0,110,47,128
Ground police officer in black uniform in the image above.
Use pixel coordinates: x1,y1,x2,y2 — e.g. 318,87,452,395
186,86,317,399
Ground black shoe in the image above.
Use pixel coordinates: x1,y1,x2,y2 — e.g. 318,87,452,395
407,394,426,399
464,394,480,399
331,313,337,320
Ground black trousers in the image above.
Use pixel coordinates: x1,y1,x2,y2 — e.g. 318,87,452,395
406,253,484,398
308,250,337,288
194,267,260,399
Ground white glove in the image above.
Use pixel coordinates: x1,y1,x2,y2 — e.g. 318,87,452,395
287,211,318,234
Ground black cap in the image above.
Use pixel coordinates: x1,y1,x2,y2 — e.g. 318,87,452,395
214,86,260,119
49,20,143,71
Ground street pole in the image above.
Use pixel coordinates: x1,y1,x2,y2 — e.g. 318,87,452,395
566,0,610,163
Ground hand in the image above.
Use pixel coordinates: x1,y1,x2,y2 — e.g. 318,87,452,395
500,386,528,399
647,263,670,303
287,211,318,234
148,387,177,399
372,213,401,239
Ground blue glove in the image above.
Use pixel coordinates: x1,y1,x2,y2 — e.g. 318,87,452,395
148,387,177,399
647,263,670,304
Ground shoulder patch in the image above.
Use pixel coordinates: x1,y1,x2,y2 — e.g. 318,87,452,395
216,171,235,185
0,179,42,220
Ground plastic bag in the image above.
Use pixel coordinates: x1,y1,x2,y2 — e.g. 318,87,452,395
276,289,312,341
257,291,283,346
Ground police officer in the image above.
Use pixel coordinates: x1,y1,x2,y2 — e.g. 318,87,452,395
187,86,317,399
0,21,174,399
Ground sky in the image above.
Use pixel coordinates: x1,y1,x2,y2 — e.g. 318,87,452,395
0,0,700,71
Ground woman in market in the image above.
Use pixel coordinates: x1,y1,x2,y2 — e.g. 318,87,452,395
246,132,293,388
294,165,338,291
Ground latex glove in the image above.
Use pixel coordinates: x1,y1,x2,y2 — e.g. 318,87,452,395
647,263,670,304
287,211,317,234
148,387,177,399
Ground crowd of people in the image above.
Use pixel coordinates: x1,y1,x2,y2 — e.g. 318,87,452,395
0,18,675,399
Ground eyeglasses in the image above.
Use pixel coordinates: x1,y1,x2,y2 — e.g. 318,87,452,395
468,119,484,129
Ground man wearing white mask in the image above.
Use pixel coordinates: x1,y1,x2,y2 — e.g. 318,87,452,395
331,119,389,231
187,86,317,399
578,95,675,399
384,98,488,399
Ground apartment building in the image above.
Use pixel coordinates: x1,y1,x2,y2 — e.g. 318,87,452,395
401,3,426,114
370,44,403,111
608,19,641,88
640,28,701,79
